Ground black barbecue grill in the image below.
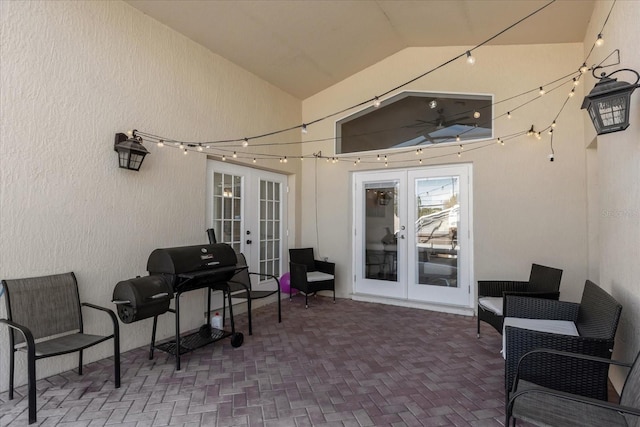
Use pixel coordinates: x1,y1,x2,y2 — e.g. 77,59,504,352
113,243,245,370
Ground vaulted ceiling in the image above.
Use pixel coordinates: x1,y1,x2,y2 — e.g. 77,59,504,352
126,0,595,99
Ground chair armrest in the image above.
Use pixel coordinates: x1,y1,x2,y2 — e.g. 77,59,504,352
504,296,579,320
247,272,281,290
314,260,335,275
478,280,528,297
81,303,120,333
0,318,36,356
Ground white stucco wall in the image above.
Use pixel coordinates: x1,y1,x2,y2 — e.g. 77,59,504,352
584,0,640,391
302,43,590,305
0,0,300,390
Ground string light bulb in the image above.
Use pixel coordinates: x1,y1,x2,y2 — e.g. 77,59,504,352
221,154,226,161
496,138,501,144
527,126,535,136
459,144,464,150
301,124,308,134
539,86,545,96
456,135,461,142
595,33,604,47
283,156,288,163
507,111,512,119
243,138,249,148
580,63,588,74
373,96,381,108
568,88,575,97
179,143,184,149
377,154,381,161
232,151,237,158
183,148,188,155
419,159,422,164
536,132,542,140
252,158,256,163
457,152,462,158
157,140,164,147
197,145,203,152
551,120,557,128
573,77,580,86
465,50,475,65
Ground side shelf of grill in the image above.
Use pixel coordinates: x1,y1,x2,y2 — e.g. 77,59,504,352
155,325,233,355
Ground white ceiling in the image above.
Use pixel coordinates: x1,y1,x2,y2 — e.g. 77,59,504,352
126,0,595,99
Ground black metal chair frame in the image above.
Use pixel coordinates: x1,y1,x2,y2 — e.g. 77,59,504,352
289,248,335,308
506,348,640,426
503,280,622,401
0,272,120,424
224,253,281,335
477,263,563,337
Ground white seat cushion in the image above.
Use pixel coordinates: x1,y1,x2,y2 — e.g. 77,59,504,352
502,317,579,359
478,296,504,316
306,271,334,282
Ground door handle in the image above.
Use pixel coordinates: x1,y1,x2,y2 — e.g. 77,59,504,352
246,240,252,244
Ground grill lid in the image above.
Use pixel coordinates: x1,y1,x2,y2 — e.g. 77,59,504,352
147,243,237,275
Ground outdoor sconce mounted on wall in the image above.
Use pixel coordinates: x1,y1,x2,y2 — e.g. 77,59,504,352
114,130,149,171
581,66,640,135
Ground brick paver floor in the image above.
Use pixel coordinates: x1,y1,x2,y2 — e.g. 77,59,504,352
1,296,517,426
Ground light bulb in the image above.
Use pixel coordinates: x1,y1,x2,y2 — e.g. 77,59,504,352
197,145,203,152
548,128,553,135
377,154,381,161
354,160,357,166
573,77,580,86
536,132,541,140
243,138,249,148
539,87,545,96
283,156,287,163
183,149,188,155
357,158,361,163
456,135,461,142
569,88,575,97
157,140,164,147
301,124,308,134
596,33,604,47
551,120,557,128
496,138,501,144
126,130,134,137
385,161,388,167
580,63,588,74
466,51,475,65
373,96,381,108
232,151,237,158
252,158,256,163
222,155,226,161
457,152,461,158
459,144,464,150
473,111,480,119
179,143,184,149
419,159,422,164
507,112,512,119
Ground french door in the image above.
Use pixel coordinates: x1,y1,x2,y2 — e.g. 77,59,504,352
206,160,287,283
353,164,473,308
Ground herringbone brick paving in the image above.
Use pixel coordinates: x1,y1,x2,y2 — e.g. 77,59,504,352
1,297,520,426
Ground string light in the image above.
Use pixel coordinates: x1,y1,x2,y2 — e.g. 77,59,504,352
595,33,604,47
539,86,545,96
157,140,164,147
377,154,381,161
551,120,557,128
568,88,575,97
243,138,249,147
301,124,308,134
573,77,580,86
459,144,464,150
222,154,226,161
178,143,184,149
457,152,461,157
283,156,287,163
527,126,535,136
373,96,381,108
252,158,256,163
456,135,461,142
507,111,512,119
496,138,501,144
419,159,422,164
465,51,475,65
357,158,361,163
535,132,542,140
580,63,588,74
183,148,188,155
197,145,203,152
232,151,237,158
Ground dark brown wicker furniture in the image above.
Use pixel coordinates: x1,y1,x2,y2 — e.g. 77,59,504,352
477,263,563,337
504,280,622,401
0,272,120,424
225,253,281,335
289,248,335,308
506,348,640,426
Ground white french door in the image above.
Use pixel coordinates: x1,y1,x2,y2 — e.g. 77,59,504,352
353,164,473,308
206,160,287,283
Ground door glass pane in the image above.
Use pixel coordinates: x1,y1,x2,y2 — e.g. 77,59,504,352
364,181,399,281
212,172,243,249
415,177,459,287
259,180,281,278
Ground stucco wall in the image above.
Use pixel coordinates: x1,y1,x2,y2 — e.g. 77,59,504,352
302,43,590,305
0,0,300,390
584,0,640,391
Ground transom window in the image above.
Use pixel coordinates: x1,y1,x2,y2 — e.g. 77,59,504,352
336,91,493,154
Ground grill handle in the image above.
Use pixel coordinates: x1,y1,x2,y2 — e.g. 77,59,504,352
112,300,131,305
148,292,169,300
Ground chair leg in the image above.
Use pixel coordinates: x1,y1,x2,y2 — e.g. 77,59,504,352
78,350,83,375
277,291,282,323
477,314,480,338
27,346,36,424
305,292,309,309
9,348,15,400
114,325,121,388
247,290,253,336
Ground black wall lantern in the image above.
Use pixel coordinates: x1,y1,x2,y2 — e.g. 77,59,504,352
581,67,640,135
114,131,149,171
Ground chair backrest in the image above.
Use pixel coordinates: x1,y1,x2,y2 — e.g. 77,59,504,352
621,351,640,426
528,263,563,292
2,272,82,345
228,253,251,292
289,248,316,272
576,280,622,339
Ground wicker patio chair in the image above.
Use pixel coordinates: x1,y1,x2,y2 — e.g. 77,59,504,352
506,348,640,426
289,248,335,308
503,280,622,401
477,263,563,337
224,253,281,335
0,272,120,424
